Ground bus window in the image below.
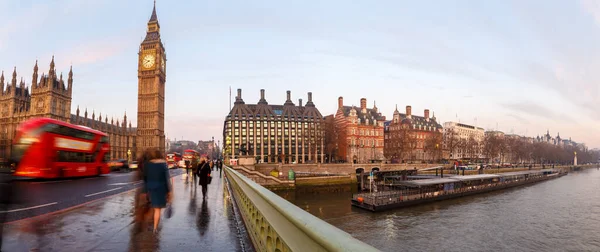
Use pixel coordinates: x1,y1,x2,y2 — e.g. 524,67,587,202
57,151,95,163
46,124,95,140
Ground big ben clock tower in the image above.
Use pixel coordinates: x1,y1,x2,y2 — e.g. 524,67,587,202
137,1,166,154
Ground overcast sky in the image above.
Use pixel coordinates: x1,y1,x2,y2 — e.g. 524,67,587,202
1,0,600,147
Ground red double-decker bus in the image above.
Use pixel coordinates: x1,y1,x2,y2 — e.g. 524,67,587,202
11,118,111,178
182,149,199,166
166,152,182,168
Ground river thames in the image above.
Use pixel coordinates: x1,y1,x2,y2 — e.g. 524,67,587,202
277,168,600,252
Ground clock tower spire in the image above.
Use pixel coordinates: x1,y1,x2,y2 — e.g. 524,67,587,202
137,0,166,155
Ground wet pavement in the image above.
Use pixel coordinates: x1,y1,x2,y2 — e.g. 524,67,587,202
1,170,253,251
0,169,183,223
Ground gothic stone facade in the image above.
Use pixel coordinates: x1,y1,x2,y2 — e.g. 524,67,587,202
0,58,136,160
137,3,166,154
223,89,325,164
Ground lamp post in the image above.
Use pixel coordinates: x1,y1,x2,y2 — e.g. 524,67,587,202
435,143,439,163
372,143,375,164
127,149,131,163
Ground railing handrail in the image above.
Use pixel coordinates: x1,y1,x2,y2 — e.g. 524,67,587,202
225,166,380,252
232,165,294,184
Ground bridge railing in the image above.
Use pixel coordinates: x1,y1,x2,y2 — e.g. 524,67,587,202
224,166,380,252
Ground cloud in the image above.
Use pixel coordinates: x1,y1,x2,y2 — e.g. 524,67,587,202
50,33,135,69
506,113,530,124
502,101,574,122
0,3,50,51
581,0,600,26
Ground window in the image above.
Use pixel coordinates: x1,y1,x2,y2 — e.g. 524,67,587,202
57,150,95,163
46,124,96,140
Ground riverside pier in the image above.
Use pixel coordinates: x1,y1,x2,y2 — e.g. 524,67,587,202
352,169,568,212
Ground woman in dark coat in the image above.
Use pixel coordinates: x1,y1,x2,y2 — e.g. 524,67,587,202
143,149,172,233
197,158,212,199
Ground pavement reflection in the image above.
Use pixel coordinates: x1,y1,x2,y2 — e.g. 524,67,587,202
197,199,210,237
1,171,252,251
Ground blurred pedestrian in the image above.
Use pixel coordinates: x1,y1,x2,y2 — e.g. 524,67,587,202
133,152,150,234
209,160,215,171
185,160,191,177
196,158,212,199
191,157,199,176
217,159,223,177
143,149,172,233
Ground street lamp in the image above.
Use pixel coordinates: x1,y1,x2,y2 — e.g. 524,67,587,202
435,143,439,162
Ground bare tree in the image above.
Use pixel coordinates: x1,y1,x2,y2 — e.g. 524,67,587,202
424,132,443,162
483,134,499,164
385,123,416,163
444,129,460,160
323,115,338,163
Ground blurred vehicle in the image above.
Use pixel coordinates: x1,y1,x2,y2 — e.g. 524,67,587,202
108,159,129,171
11,117,110,178
182,149,199,167
166,152,181,169
129,161,138,169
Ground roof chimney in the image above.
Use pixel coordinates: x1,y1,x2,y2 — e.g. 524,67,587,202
260,89,265,100
286,90,291,101
360,98,367,110
338,96,343,109
305,92,315,107
299,98,303,107
235,88,245,104
406,105,412,118
424,109,430,121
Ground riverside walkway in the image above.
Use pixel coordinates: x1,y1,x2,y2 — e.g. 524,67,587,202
1,171,252,251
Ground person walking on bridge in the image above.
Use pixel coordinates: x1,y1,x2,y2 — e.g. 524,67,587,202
217,159,223,177
143,149,172,233
196,158,212,199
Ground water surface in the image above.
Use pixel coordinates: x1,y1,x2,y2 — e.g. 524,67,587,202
278,169,600,251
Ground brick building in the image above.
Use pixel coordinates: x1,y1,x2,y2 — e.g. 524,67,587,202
334,97,386,163
384,105,443,162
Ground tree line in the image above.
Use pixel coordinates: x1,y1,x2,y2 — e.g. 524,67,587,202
323,116,599,164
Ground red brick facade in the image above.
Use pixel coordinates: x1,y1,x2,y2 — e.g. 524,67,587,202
334,97,386,163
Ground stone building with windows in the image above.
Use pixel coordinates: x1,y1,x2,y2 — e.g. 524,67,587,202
0,58,136,160
223,89,324,164
442,121,484,160
384,105,443,162
334,97,386,163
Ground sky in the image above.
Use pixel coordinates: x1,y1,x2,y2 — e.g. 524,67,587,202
1,0,600,148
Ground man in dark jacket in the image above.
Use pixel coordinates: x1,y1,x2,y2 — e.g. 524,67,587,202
197,158,212,199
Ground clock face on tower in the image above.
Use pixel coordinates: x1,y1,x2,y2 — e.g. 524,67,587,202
143,54,155,69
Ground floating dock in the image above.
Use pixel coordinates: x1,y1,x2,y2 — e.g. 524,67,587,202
351,169,567,212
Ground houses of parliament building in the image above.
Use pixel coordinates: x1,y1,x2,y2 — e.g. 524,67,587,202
0,58,136,161
0,1,168,161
